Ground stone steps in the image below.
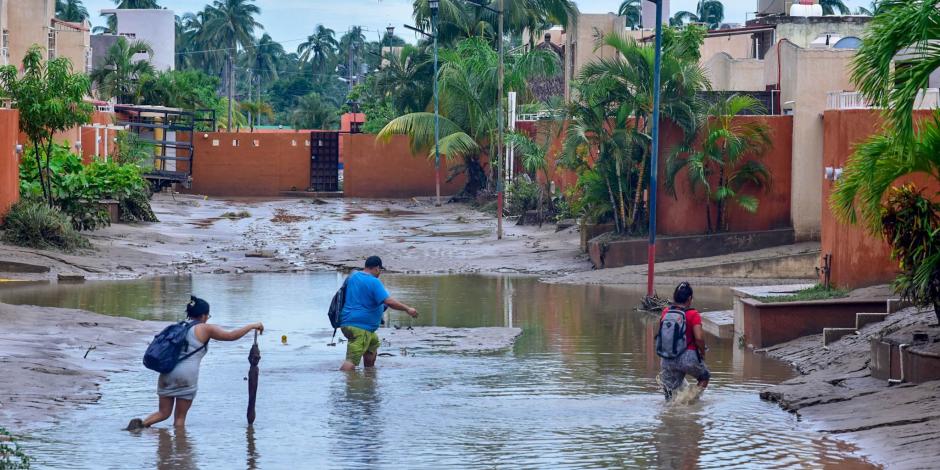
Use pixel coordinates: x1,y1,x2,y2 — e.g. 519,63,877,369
701,310,734,339
823,327,857,345
821,300,907,347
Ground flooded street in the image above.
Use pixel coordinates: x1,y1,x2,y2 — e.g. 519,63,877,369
0,274,875,469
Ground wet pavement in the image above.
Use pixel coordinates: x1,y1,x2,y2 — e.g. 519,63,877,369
0,274,876,469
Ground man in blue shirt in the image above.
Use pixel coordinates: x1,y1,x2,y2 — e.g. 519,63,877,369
339,256,418,371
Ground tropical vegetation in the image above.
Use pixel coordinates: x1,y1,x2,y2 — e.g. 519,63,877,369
833,0,940,322
672,1,725,30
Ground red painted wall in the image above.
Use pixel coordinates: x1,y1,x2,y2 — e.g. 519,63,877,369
0,109,19,219
821,109,940,288
189,132,311,196
523,116,794,237
342,134,466,198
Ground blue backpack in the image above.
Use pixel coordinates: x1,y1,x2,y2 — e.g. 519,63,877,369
143,321,207,374
655,306,688,359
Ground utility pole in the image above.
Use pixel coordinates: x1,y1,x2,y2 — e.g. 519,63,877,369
647,0,664,298
226,54,233,132
431,0,442,207
496,0,504,240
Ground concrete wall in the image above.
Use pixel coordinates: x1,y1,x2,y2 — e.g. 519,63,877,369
189,132,311,197
701,34,754,62
775,19,869,50
342,134,466,198
821,109,940,289
564,13,626,101
703,53,766,91
102,9,175,71
766,40,857,240
0,109,18,218
7,0,54,67
53,19,91,74
0,0,7,66
640,0,669,28
657,116,794,236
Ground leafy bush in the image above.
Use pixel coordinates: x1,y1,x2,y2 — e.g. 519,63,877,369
0,426,30,469
1,198,89,252
113,131,152,167
19,144,157,230
508,175,540,217
881,184,940,324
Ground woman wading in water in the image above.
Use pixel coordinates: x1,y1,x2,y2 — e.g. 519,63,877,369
127,296,263,429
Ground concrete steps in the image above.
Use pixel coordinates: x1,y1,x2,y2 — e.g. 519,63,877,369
822,300,907,346
701,310,734,339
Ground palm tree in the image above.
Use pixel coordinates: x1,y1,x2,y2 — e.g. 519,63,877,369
204,0,262,55
412,0,577,47
338,26,366,83
379,37,560,196
250,33,284,82
90,38,155,104
291,93,339,130
834,0,940,322
666,94,772,233
377,45,433,114
619,0,642,29
240,99,273,131
568,31,709,232
297,25,339,77
820,0,850,16
56,0,89,22
672,1,724,30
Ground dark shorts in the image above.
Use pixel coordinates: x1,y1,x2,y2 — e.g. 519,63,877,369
660,349,711,392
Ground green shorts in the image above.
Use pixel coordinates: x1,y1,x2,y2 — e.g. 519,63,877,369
341,326,380,366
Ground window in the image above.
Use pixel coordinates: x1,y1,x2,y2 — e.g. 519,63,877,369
48,31,57,59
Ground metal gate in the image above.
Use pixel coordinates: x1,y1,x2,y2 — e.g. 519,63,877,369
309,131,339,192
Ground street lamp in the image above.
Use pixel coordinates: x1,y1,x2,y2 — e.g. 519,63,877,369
646,0,664,299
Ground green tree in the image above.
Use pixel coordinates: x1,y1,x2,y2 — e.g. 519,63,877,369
619,0,642,29
376,45,433,114
673,1,724,30
90,37,155,104
240,99,273,131
378,37,560,196
666,94,772,233
291,93,339,130
834,0,940,321
0,46,92,206
204,0,263,66
136,69,221,109
298,25,339,76
412,0,577,47
56,0,90,22
249,33,284,82
820,0,850,16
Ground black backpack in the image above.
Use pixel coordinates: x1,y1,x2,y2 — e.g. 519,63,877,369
143,321,207,374
327,278,349,339
655,306,688,359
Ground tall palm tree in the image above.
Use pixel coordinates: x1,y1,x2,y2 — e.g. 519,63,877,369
412,0,577,47
204,0,263,56
338,26,366,83
56,0,90,22
376,45,433,114
297,25,339,77
820,0,850,16
291,93,339,130
666,94,772,233
250,33,284,82
835,0,940,322
90,38,155,104
673,1,724,30
379,37,560,196
618,0,642,29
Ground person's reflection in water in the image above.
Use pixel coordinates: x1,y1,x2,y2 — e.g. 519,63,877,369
156,427,196,470
328,369,384,467
653,406,704,470
246,425,260,470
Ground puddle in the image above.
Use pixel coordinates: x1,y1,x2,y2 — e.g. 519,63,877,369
0,274,876,469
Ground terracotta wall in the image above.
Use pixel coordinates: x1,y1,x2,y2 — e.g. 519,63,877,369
524,115,794,237
189,132,311,196
0,109,19,218
821,109,940,288
343,134,466,198
658,116,794,236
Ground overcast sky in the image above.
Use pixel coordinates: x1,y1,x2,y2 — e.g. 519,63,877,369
82,0,873,51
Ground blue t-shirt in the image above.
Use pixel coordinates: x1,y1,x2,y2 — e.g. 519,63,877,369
340,271,390,332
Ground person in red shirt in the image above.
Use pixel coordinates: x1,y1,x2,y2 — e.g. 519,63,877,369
659,282,710,400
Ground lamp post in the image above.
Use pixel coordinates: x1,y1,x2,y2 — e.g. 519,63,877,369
646,0,664,298
430,0,441,206
467,0,504,240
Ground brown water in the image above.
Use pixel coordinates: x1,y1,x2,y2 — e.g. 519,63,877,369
0,274,875,469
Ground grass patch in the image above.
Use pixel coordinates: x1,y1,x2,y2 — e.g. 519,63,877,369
755,284,850,303
0,426,31,469
220,210,251,219
1,199,90,252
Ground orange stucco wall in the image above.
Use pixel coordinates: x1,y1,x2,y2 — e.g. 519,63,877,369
821,109,940,288
342,134,466,198
658,116,794,235
0,109,19,218
189,132,311,196
524,116,794,236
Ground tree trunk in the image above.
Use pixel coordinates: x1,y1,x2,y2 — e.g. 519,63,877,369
716,168,726,232
605,174,622,233
463,157,487,197
706,203,713,234
33,143,50,205
44,140,56,206
615,156,628,233
934,302,940,326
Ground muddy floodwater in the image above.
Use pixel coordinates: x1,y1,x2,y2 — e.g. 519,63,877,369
0,274,876,469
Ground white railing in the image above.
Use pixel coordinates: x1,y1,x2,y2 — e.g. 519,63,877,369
827,89,940,110
517,111,561,122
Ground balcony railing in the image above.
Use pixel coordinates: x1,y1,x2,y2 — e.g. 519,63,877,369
827,89,940,110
